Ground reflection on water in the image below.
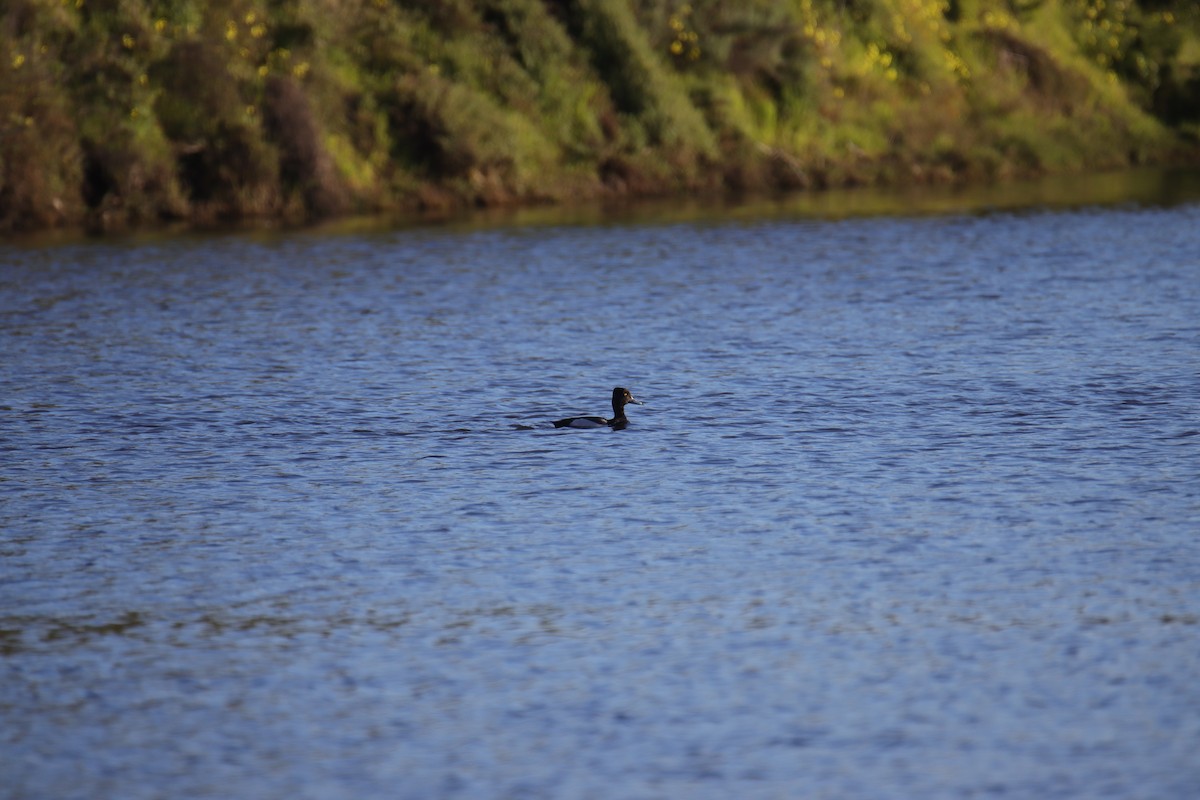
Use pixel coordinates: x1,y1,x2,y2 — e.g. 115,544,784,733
2,172,1199,799
352,164,1200,232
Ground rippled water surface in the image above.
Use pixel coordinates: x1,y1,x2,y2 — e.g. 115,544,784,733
2,197,1199,798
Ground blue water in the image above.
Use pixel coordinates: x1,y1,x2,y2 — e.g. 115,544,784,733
2,200,1199,798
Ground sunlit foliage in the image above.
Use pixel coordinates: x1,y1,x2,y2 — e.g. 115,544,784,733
1,0,1197,231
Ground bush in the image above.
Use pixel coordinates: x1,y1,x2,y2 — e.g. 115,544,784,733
1,0,1198,232
264,75,347,219
567,0,717,158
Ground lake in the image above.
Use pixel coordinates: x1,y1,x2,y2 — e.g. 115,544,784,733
2,174,1199,799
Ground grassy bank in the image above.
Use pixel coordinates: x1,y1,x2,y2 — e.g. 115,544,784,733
2,0,1198,233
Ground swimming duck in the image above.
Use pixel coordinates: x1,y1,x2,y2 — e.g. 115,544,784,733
553,387,644,430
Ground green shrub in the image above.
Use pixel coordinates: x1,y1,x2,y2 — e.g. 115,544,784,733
0,4,84,229
568,0,717,157
1,0,1198,232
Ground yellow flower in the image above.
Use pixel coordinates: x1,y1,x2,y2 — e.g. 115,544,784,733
122,34,135,49
12,53,25,69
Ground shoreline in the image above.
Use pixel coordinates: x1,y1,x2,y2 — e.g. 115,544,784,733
7,163,1200,247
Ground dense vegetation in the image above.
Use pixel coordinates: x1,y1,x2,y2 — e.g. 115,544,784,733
2,0,1198,232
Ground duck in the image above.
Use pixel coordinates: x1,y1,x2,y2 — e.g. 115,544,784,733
553,387,644,430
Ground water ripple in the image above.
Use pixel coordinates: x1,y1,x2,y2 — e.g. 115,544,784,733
2,206,1199,798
